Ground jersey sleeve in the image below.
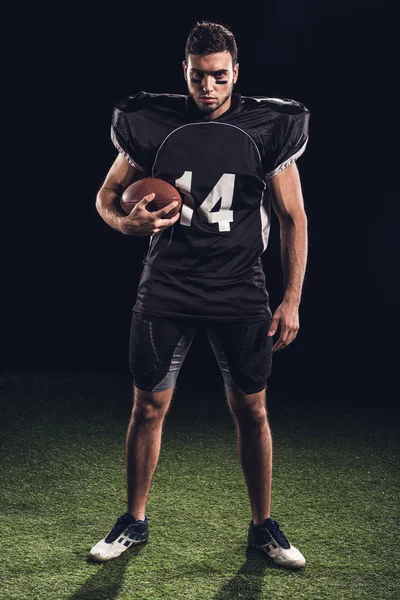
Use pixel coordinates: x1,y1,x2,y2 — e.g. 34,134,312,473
262,100,310,180
110,92,152,173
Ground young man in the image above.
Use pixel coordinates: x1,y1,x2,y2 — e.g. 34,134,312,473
90,21,309,569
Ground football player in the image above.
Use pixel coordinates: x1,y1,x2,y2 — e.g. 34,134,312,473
90,21,309,569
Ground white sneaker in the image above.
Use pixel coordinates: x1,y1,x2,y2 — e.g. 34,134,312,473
248,517,306,569
89,513,148,562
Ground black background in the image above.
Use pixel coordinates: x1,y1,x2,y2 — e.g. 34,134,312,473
3,1,399,396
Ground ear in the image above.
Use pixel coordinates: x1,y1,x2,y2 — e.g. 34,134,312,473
182,60,188,81
233,62,239,84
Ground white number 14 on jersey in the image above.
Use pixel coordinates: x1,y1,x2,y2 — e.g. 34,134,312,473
175,172,236,232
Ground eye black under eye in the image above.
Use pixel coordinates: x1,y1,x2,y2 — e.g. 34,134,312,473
189,71,228,84
191,71,226,77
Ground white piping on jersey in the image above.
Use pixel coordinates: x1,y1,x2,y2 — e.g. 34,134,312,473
259,180,271,252
151,122,262,176
111,126,147,173
251,96,293,105
264,136,308,180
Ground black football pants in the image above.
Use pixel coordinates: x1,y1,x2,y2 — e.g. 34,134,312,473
129,312,273,395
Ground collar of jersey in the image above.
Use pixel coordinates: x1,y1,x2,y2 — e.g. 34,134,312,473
186,93,242,121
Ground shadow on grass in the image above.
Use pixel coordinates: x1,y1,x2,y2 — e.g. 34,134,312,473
212,547,286,600
67,544,147,600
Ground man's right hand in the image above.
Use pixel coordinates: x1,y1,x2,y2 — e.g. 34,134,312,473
120,193,181,236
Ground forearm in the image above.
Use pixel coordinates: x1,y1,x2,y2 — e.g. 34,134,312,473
279,214,308,306
96,186,126,233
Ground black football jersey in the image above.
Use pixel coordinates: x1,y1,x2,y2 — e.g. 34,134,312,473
111,92,309,321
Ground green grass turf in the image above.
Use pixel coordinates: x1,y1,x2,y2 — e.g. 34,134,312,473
0,371,398,600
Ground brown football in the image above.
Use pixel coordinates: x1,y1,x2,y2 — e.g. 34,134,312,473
120,178,182,218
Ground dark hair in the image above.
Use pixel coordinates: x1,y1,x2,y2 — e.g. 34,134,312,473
185,21,238,65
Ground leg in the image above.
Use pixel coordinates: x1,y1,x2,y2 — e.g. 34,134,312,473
127,313,195,519
206,321,305,569
126,385,174,520
206,319,273,524
89,314,195,562
225,387,272,525
89,386,171,562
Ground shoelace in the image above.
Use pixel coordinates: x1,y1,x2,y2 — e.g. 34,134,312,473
261,519,290,549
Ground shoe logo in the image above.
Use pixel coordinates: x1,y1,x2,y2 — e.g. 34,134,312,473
117,528,146,547
265,542,278,552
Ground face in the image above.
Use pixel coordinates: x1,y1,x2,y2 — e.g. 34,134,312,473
183,51,239,119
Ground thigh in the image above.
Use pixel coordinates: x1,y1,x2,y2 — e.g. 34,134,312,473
129,312,196,391
207,319,273,395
